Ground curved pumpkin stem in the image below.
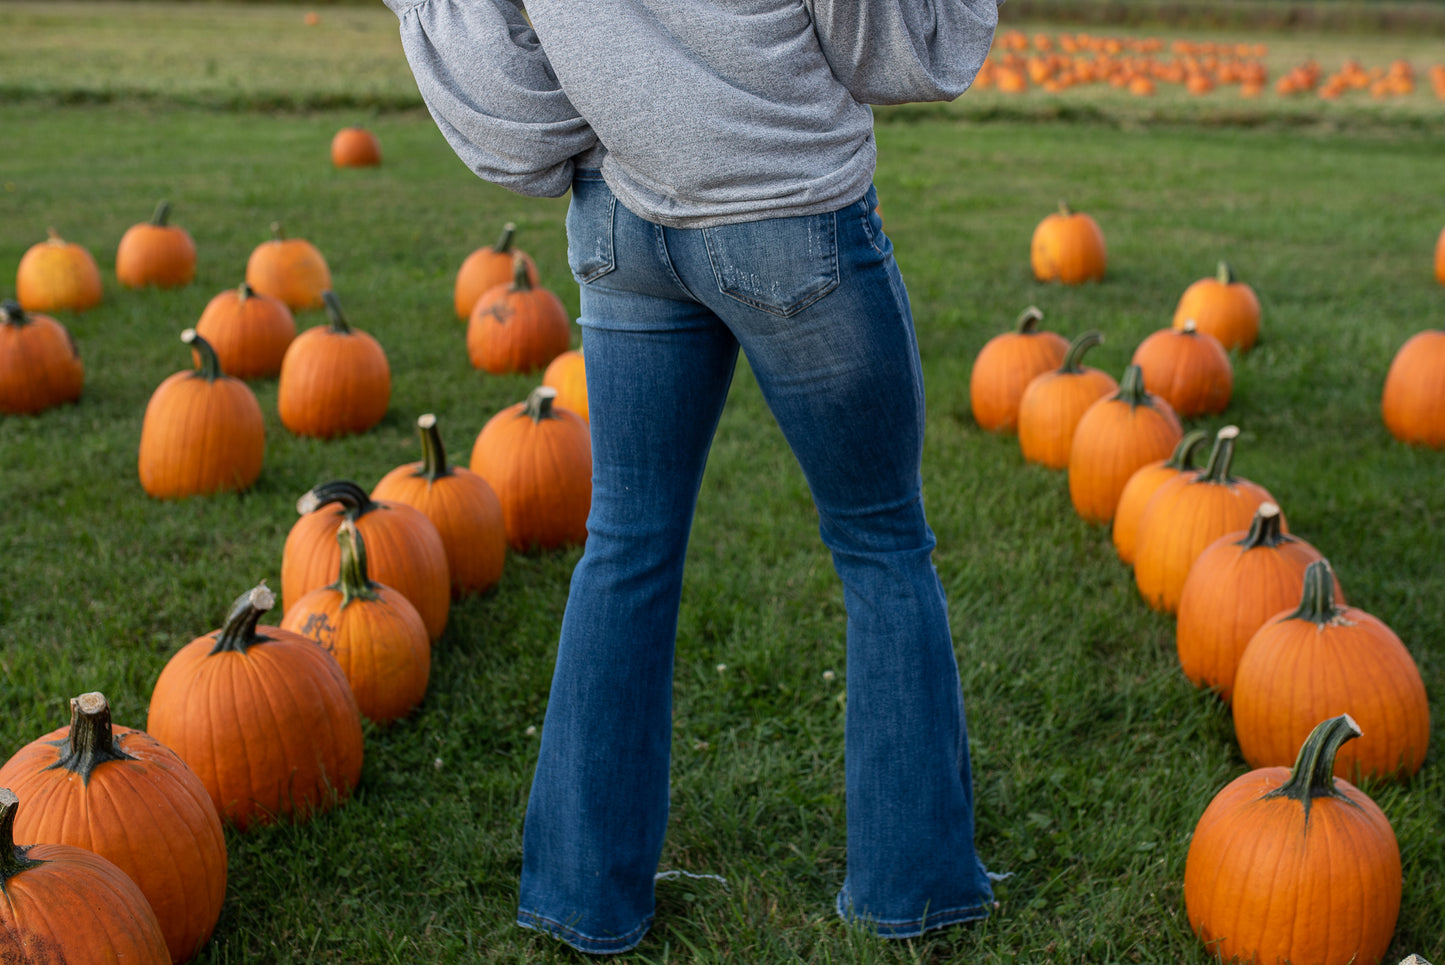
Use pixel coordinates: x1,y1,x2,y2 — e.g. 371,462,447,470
1262,713,1362,824
237,281,258,304
1286,559,1349,628
0,789,40,881
1111,363,1155,410
321,290,355,335
522,385,561,422
1193,425,1240,486
268,221,287,242
150,200,174,227
412,413,454,482
209,583,278,655
1058,331,1103,374
183,328,225,382
54,692,135,781
1,300,30,328
1216,260,1237,285
494,221,517,254
510,256,535,293
1234,502,1295,551
297,479,381,519
1015,305,1044,334
1057,199,1074,217
1166,428,1210,471
335,519,381,608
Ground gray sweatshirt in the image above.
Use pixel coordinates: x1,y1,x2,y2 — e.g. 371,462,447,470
385,0,1000,227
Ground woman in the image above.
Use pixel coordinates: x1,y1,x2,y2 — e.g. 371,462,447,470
385,0,1003,953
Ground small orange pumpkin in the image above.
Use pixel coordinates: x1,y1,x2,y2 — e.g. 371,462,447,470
1172,260,1260,352
1067,363,1183,525
194,281,296,380
15,228,103,313
331,126,382,168
454,222,539,320
115,200,197,289
277,290,391,438
0,299,84,415
1130,320,1233,418
968,306,1069,433
244,221,332,311
1016,330,1118,469
1381,326,1445,448
1030,200,1106,284
467,258,572,375
1434,224,1444,286
542,347,589,422
1111,429,1208,565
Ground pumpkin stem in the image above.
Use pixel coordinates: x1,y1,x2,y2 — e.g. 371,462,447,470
209,583,278,655
150,200,173,227
1234,502,1294,551
46,227,65,246
237,281,257,303
1286,558,1350,627
1165,428,1210,471
269,221,287,242
494,222,517,254
183,328,225,382
321,290,354,334
0,789,41,882
1058,330,1104,374
1193,424,1240,486
297,479,380,519
1216,260,1237,285
53,692,136,783
1262,713,1363,824
1057,200,1073,217
1111,363,1154,410
510,256,535,293
522,385,561,422
1180,319,1199,335
1,300,30,327
334,519,381,608
1015,305,1044,334
413,413,453,482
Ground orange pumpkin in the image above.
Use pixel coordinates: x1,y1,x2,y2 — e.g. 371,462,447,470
277,290,391,438
372,414,507,597
1184,715,1401,965
1175,502,1338,702
137,329,266,499
1067,363,1183,524
281,520,431,725
1130,320,1233,418
1232,560,1430,781
15,228,103,313
1436,225,1445,285
0,299,83,415
331,126,381,168
968,306,1069,433
454,222,539,320
1016,330,1118,469
145,583,365,831
115,200,197,289
470,385,592,551
1381,326,1445,448
1030,201,1106,284
244,221,332,311
1172,260,1260,352
0,692,227,964
542,348,589,423
194,281,296,380
467,258,572,374
283,480,451,641
1111,429,1208,565
0,788,171,964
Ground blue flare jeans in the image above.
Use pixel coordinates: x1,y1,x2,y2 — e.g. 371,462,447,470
517,170,993,954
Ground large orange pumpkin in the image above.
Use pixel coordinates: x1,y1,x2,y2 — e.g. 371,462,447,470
145,583,365,831
1111,429,1208,565
1232,559,1430,781
0,692,227,964
1067,363,1183,524
466,258,572,374
454,221,538,320
0,299,84,415
542,348,590,423
330,126,381,168
244,221,332,311
1184,715,1401,965
968,306,1069,433
470,385,592,551
1029,201,1106,284
1380,326,1445,448
0,787,171,965
115,200,197,289
1172,260,1260,352
137,329,266,499
194,281,296,380
1016,330,1118,469
372,414,507,598
277,290,391,438
1129,320,1232,418
15,228,103,313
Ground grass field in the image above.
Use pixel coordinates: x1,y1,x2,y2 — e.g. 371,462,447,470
2,4,1443,964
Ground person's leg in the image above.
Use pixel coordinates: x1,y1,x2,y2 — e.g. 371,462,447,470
517,172,739,954
667,187,994,936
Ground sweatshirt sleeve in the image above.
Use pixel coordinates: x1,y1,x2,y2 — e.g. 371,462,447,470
384,0,599,197
805,0,1001,105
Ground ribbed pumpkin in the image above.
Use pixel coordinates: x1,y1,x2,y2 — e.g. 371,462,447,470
0,788,171,965
1133,425,1281,614
145,583,364,831
0,693,227,964
330,126,381,168
372,414,507,597
1184,715,1401,965
1176,503,1338,702
283,480,450,641
115,200,197,289
1129,320,1232,418
542,347,589,423
968,306,1069,433
138,329,266,499
467,258,572,375
454,221,538,320
277,290,391,438
470,385,592,551
1172,260,1260,352
1016,330,1118,469
1029,200,1106,284
1380,326,1445,448
16,228,103,313
1233,560,1430,781
0,299,84,415
1111,429,1208,565
1067,363,1183,524
194,281,296,380
281,521,430,725
244,221,332,311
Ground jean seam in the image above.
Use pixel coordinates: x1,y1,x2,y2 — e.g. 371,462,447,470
699,211,840,318
517,908,653,954
835,895,993,937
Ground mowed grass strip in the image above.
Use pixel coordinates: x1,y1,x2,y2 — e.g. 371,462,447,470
1,6,1443,965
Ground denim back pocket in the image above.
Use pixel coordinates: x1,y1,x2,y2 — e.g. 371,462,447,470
701,211,839,317
566,173,617,284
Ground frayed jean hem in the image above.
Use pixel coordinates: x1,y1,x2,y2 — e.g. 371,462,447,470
834,891,992,939
516,909,652,956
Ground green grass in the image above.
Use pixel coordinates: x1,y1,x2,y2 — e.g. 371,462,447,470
2,4,1444,964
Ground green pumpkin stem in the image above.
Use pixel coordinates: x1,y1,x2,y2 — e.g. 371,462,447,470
209,583,278,655
0,789,41,882
1,300,30,328
413,413,453,482
150,200,173,227
334,520,381,608
493,222,516,254
511,256,535,293
1193,425,1240,486
1216,260,1237,285
1059,331,1104,374
1166,429,1210,471
1015,305,1044,334
269,221,287,242
522,385,560,422
1287,559,1348,627
1112,364,1154,409
321,290,354,334
1262,713,1362,824
296,480,379,519
237,281,257,303
53,693,135,782
183,328,224,382
1234,502,1294,551
1057,199,1073,217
